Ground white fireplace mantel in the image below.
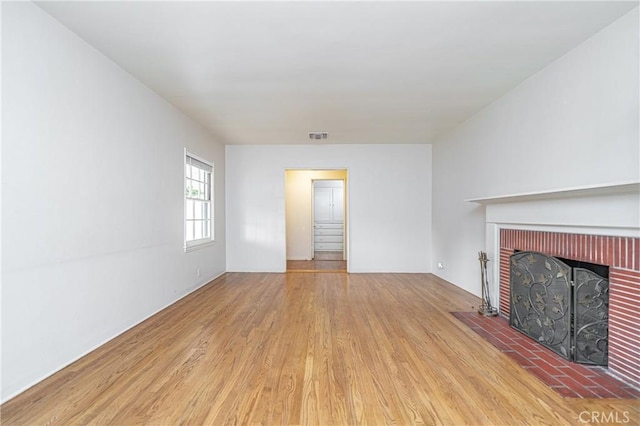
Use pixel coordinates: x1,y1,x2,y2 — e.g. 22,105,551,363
466,180,639,205
471,180,640,238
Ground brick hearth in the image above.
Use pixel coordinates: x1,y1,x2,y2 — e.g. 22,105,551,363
453,312,640,398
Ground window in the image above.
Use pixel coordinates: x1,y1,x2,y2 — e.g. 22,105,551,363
184,150,213,250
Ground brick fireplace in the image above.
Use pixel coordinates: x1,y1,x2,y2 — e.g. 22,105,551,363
498,229,639,385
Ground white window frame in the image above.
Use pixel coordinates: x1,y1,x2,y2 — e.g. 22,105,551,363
184,149,214,252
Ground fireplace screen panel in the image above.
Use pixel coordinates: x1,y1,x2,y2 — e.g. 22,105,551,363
510,252,609,366
573,268,609,365
510,252,572,360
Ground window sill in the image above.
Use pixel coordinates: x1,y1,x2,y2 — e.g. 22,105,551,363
184,240,216,253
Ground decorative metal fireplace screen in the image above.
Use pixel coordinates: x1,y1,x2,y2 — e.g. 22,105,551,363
510,251,609,366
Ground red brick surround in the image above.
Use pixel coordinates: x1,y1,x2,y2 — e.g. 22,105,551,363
499,229,639,386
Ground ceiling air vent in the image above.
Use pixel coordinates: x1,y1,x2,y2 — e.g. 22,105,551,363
309,132,328,140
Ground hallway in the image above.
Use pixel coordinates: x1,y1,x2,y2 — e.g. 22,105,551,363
286,251,346,272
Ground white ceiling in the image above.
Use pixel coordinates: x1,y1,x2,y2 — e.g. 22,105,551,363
37,1,638,145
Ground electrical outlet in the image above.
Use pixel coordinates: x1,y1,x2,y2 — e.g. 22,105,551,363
437,262,445,269
196,267,201,277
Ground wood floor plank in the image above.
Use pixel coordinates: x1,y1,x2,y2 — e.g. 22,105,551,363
1,272,638,425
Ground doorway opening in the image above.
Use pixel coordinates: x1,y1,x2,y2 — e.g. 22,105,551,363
285,169,347,272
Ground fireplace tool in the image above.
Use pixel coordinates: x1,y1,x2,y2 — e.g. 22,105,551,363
478,251,498,316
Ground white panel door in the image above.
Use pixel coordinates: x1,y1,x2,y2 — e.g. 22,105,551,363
332,187,344,222
314,187,333,223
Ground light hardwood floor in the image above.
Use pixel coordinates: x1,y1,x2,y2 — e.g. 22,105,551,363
2,273,637,425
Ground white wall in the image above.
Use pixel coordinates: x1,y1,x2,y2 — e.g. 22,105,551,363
1,2,226,402
227,144,431,273
431,8,639,296
285,170,347,260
